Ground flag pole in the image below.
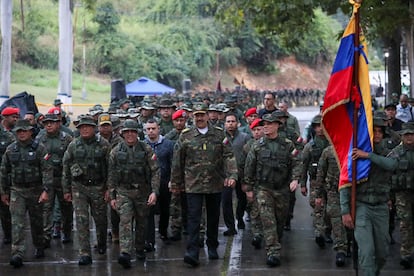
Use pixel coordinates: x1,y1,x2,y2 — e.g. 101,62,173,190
351,1,362,275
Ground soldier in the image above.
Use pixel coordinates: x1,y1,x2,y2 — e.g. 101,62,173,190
278,100,300,135
53,99,71,127
315,145,348,267
170,103,238,267
158,99,176,136
36,114,73,246
342,118,399,274
238,107,258,138
299,114,330,246
258,92,277,118
1,107,20,131
0,113,15,245
62,116,111,265
222,113,251,235
108,119,159,268
0,119,53,268
244,112,301,267
44,107,74,137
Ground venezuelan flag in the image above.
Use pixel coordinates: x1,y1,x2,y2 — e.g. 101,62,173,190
322,3,373,190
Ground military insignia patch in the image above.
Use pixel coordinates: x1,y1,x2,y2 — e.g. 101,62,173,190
151,153,157,161
44,153,51,160
291,149,299,157
223,137,229,145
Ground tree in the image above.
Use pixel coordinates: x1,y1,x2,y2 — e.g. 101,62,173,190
0,0,13,105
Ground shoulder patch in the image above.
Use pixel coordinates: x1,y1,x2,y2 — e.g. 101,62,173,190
214,126,223,131
182,128,191,134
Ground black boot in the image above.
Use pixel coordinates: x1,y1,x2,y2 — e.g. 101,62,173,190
118,252,131,269
10,255,23,268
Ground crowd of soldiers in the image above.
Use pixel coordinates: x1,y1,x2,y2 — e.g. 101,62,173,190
0,89,413,276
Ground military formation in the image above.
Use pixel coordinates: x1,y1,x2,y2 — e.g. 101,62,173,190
0,90,413,276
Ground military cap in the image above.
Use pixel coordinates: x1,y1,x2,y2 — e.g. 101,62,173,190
76,116,96,128
311,114,322,125
373,118,387,127
53,99,63,106
127,108,140,118
179,103,193,112
98,113,112,126
118,98,130,107
111,115,121,129
250,118,262,129
13,119,33,131
158,99,176,108
121,119,139,133
399,122,414,135
172,109,187,120
42,113,60,122
244,107,257,117
141,102,156,110
1,107,20,116
216,103,230,113
208,104,219,112
373,110,388,121
272,110,289,119
193,103,209,115
48,107,61,115
384,103,397,110
261,113,282,124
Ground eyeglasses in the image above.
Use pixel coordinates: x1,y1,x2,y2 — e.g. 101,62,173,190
264,98,273,100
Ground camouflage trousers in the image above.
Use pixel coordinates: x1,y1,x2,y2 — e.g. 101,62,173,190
395,190,414,258
169,192,205,238
43,177,73,242
0,198,11,240
10,187,44,258
116,189,149,254
246,196,263,238
354,201,389,276
72,183,107,257
325,191,347,253
309,180,329,237
256,188,289,257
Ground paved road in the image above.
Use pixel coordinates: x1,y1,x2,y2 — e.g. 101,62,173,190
0,106,412,275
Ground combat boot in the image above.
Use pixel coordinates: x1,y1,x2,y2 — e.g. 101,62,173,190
208,248,219,260
78,255,92,265
315,235,325,248
52,223,61,239
266,255,281,267
62,233,71,244
335,252,346,267
10,255,23,268
251,236,262,249
136,249,146,260
118,252,132,269
400,256,413,269
169,233,182,241
34,248,45,258
184,252,200,267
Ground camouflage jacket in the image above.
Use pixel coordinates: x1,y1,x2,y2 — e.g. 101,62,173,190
315,145,339,197
299,136,330,187
244,135,301,192
164,128,181,143
107,140,160,199
62,135,111,194
0,125,15,157
170,126,238,193
36,130,73,177
0,139,53,194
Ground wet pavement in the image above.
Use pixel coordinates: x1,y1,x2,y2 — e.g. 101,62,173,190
0,106,412,275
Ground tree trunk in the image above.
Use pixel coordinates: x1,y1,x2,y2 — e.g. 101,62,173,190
58,0,73,111
385,30,402,102
0,0,13,106
407,0,414,97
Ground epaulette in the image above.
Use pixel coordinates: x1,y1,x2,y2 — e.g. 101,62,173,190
181,128,191,134
214,126,223,131
258,137,265,145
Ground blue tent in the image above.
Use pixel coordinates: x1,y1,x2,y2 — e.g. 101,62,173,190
125,77,176,96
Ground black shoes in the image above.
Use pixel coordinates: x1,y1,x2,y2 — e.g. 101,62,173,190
98,246,106,255
208,248,219,260
3,236,11,245
169,233,182,241
184,253,200,267
237,220,245,230
266,255,281,267
118,252,132,269
223,229,237,236
400,256,413,269
78,255,92,265
251,236,262,249
136,249,146,260
10,255,23,268
325,234,333,244
335,252,346,267
144,242,155,252
62,234,71,244
34,248,45,258
315,235,325,248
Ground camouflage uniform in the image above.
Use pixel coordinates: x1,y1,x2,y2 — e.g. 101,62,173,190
62,122,111,260
108,138,160,257
315,146,347,258
159,119,174,136
300,135,330,239
0,125,15,244
36,119,73,245
244,135,301,259
0,122,53,261
170,121,238,264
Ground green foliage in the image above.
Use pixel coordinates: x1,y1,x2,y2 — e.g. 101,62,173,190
93,2,120,33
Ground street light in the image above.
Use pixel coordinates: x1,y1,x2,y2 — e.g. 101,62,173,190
384,50,389,104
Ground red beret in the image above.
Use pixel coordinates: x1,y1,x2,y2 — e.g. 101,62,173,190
48,107,61,115
1,107,20,116
244,107,257,117
250,118,262,130
172,109,187,120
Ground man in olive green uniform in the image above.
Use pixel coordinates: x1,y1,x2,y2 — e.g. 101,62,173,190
36,114,73,246
62,116,111,266
0,119,53,268
158,98,175,136
0,119,15,244
299,114,330,247
244,113,301,267
170,103,238,267
108,119,160,268
315,145,348,267
342,118,399,275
